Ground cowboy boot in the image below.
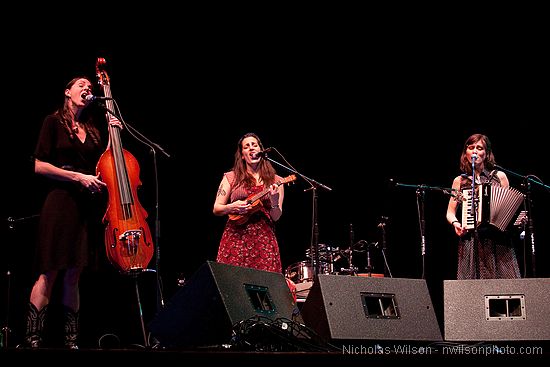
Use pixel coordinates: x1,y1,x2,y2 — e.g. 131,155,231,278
25,303,48,348
63,305,80,350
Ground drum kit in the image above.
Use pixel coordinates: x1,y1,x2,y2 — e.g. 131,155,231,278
284,244,346,301
284,241,383,302
284,244,338,284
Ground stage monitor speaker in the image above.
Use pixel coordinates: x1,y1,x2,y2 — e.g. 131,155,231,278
148,261,295,349
444,278,550,341
301,275,442,342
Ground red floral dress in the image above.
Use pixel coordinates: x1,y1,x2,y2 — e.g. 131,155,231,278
216,171,282,273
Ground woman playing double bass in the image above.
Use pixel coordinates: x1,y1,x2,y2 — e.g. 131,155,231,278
23,76,121,349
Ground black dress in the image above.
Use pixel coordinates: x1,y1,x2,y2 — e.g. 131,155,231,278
33,115,105,274
456,169,521,279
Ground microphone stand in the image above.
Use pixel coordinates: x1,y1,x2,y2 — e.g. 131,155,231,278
3,214,40,348
470,155,481,279
101,103,170,347
417,187,427,279
494,165,550,277
262,154,332,277
523,178,535,277
395,182,459,279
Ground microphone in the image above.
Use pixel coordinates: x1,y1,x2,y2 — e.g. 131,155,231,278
84,94,112,102
252,147,272,159
471,153,477,178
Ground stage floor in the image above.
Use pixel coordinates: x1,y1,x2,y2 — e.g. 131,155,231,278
3,341,549,363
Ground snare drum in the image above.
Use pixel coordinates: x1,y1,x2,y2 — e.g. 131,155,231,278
285,260,331,284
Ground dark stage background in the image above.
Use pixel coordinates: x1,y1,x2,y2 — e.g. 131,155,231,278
1,24,549,348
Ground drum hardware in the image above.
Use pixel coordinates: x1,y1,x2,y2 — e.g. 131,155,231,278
377,215,392,278
364,241,378,276
284,260,331,284
338,266,359,275
345,223,356,275
335,240,378,275
304,243,342,275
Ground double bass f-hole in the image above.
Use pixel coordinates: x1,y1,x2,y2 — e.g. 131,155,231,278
95,57,154,273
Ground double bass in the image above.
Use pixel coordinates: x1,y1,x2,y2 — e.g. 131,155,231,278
95,57,154,272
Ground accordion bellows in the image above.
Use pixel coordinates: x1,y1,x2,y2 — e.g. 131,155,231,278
461,183,524,232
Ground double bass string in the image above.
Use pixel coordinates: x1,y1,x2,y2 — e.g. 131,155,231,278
104,86,136,264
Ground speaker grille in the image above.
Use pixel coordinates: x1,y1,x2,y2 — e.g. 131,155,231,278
301,275,442,342
444,278,550,341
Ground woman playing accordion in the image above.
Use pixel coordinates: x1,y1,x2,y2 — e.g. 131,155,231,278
446,134,522,279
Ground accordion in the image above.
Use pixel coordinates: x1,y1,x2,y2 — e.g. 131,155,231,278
461,183,524,232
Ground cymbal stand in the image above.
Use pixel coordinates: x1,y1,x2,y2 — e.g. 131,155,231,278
377,216,393,277
345,224,358,275
338,224,358,275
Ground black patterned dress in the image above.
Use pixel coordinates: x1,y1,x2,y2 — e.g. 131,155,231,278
456,169,521,279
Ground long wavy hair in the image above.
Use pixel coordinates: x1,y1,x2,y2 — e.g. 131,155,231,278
231,132,276,188
54,77,101,146
459,133,496,174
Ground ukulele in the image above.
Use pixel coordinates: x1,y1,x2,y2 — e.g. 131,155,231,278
228,174,296,225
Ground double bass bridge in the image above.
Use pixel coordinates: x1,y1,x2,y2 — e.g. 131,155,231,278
118,229,143,256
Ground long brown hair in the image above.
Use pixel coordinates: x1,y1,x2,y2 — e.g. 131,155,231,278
54,77,101,146
459,133,496,174
232,132,277,188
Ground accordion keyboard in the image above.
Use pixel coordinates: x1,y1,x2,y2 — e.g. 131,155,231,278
461,186,482,230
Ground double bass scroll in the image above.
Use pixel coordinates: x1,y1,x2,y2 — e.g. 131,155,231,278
95,57,154,273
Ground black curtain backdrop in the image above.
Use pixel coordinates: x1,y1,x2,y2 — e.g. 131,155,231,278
2,20,548,347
